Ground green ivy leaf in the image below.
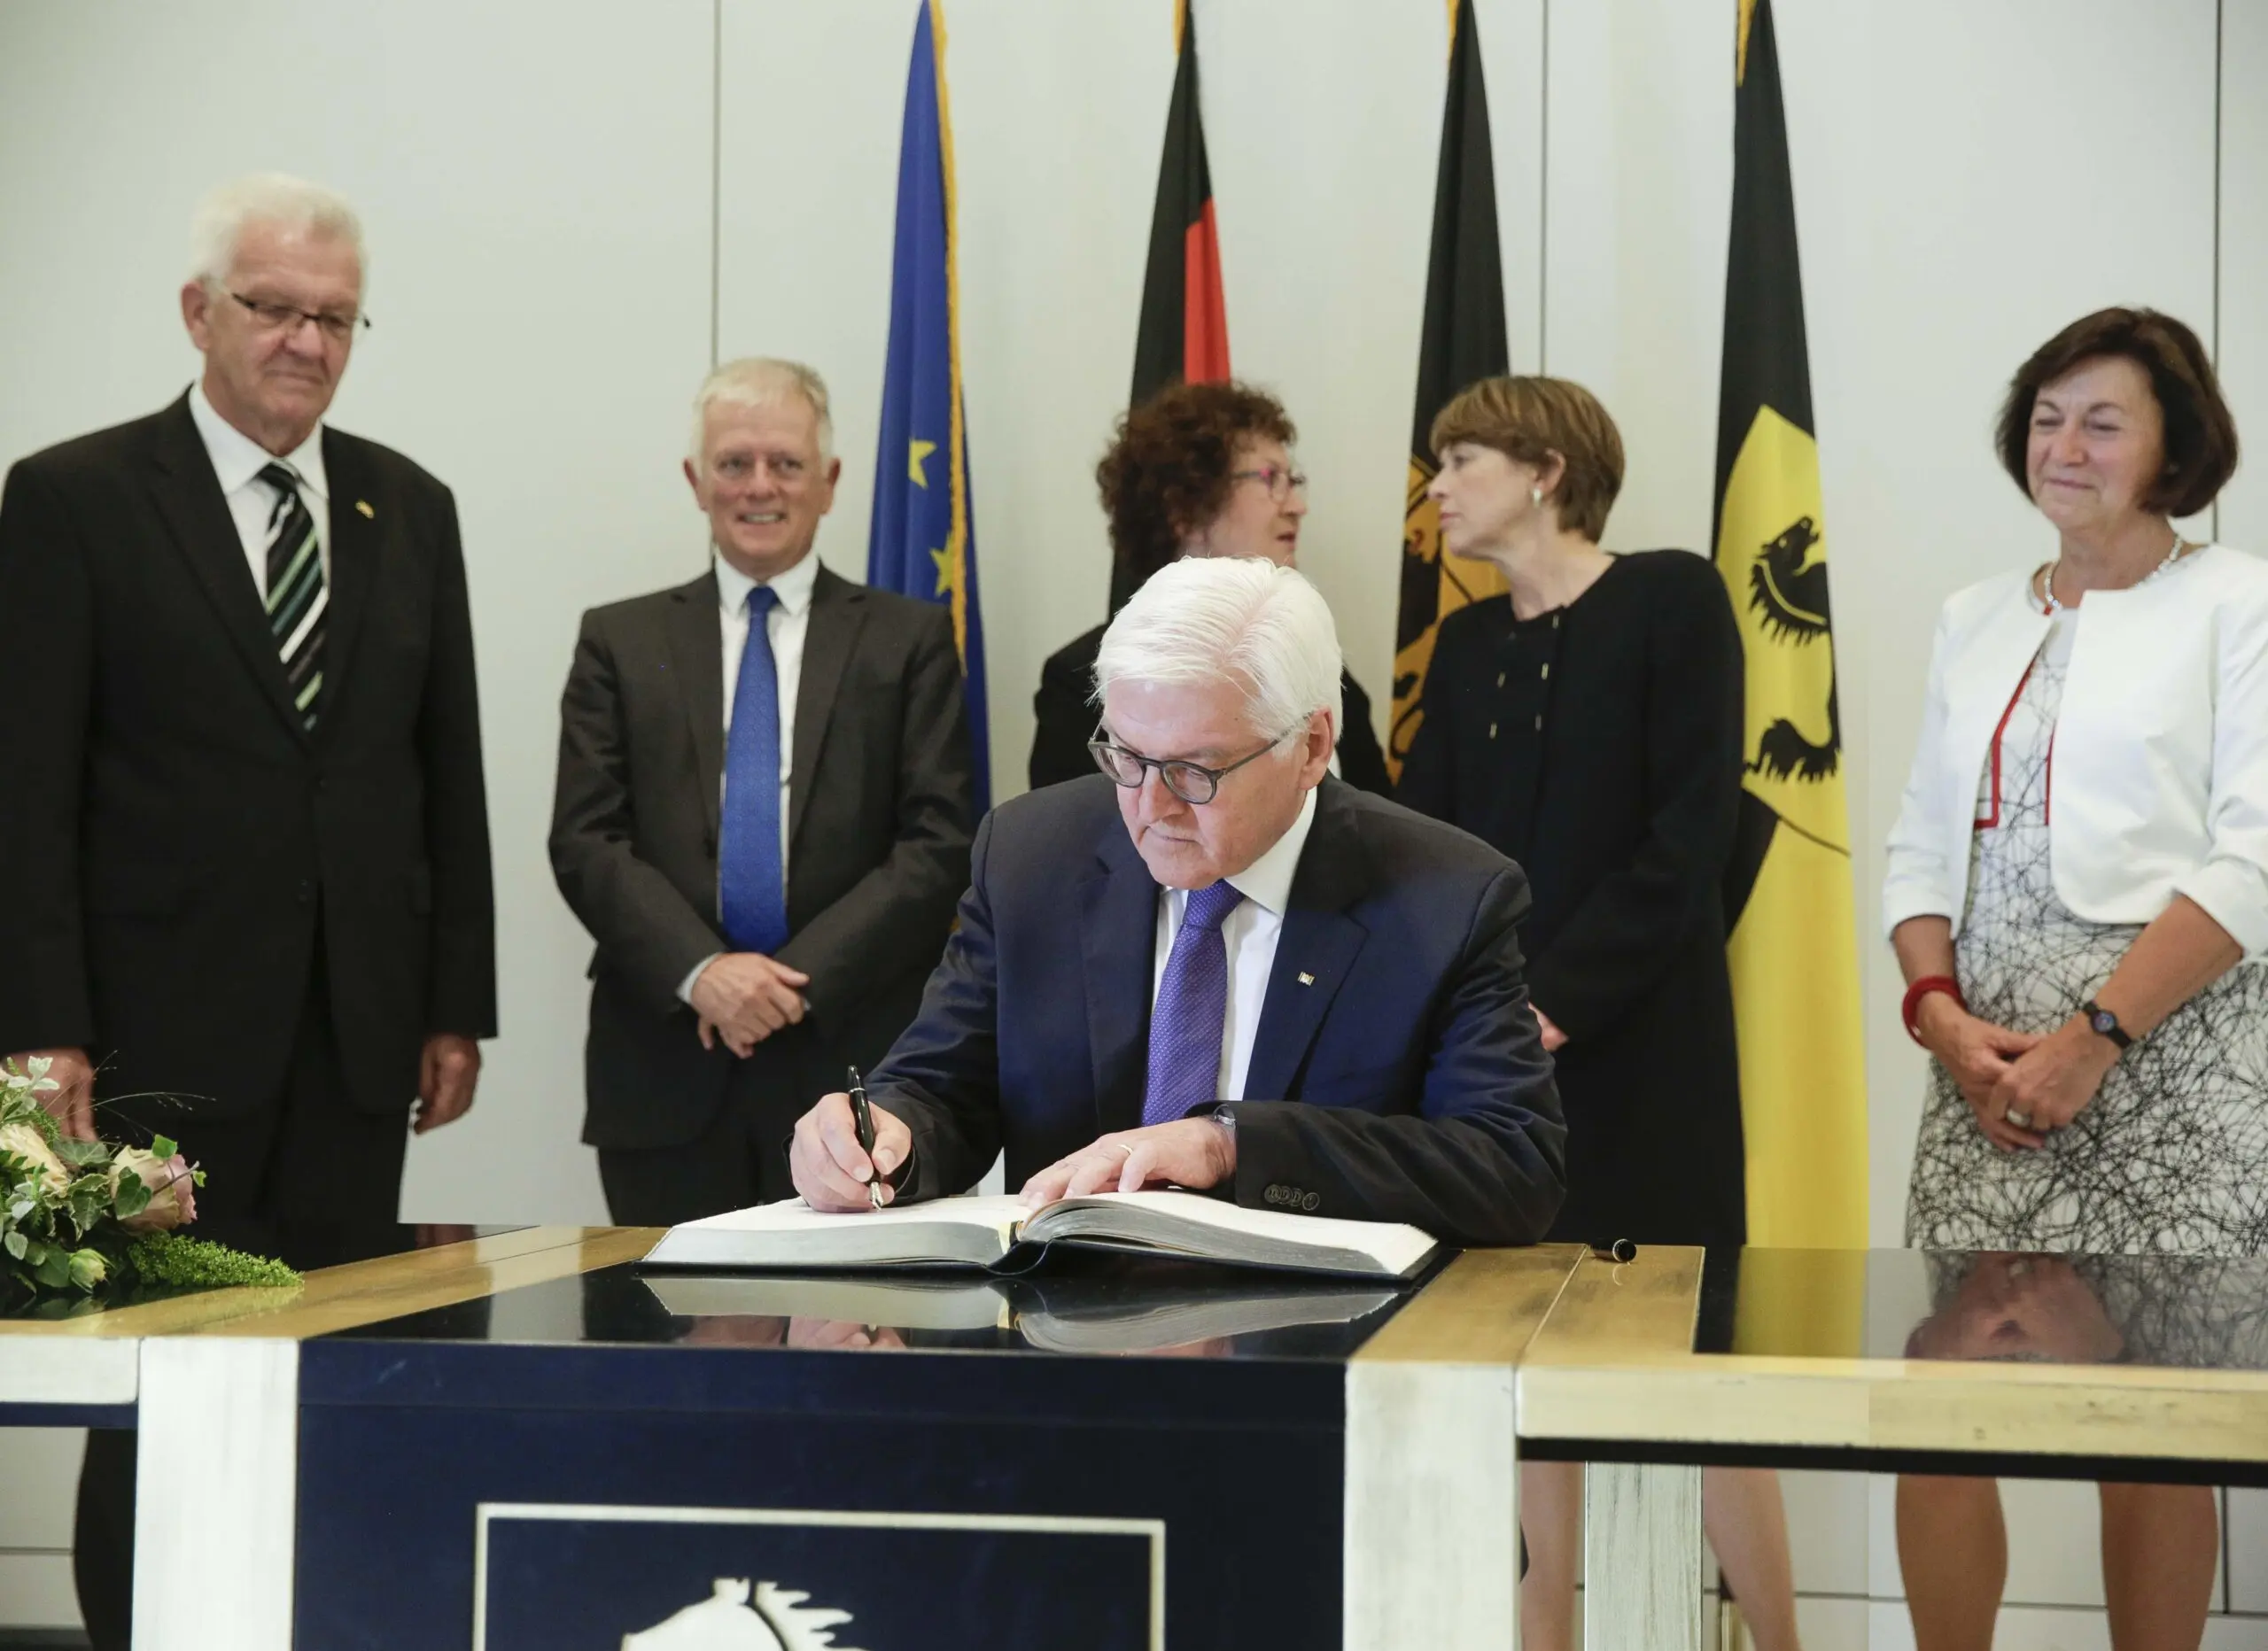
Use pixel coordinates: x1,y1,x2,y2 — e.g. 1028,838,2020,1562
33,1245,73,1289
3,1229,25,1260
54,1137,110,1169
148,1135,177,1160
113,1174,151,1221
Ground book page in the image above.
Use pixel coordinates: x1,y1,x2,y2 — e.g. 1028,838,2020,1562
1025,1190,1437,1278
641,1194,1036,1271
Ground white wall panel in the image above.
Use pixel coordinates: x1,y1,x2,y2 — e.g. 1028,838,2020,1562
2219,0,2268,552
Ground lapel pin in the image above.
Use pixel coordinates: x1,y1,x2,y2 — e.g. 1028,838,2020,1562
1297,972,1316,986
353,500,375,518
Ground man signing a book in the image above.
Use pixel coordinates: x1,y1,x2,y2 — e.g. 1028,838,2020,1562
788,556,1567,1245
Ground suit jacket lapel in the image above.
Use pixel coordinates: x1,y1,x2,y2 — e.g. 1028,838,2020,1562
144,397,309,744
665,572,726,838
1080,825,1158,1136
315,433,378,732
1244,786,1370,1102
788,565,866,851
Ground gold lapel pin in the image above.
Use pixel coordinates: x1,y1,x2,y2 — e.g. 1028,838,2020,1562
1297,972,1316,986
354,500,375,518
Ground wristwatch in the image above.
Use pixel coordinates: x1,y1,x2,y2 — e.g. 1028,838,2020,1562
1211,1106,1237,1142
2079,998,2133,1050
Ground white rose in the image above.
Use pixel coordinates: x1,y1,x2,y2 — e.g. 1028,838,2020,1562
0,1121,72,1198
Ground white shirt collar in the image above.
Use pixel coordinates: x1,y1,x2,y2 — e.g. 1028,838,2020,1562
1221,785,1318,917
713,545,821,619
186,380,328,501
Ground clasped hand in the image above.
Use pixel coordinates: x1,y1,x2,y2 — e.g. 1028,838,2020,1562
1916,998,2115,1151
691,953,812,1057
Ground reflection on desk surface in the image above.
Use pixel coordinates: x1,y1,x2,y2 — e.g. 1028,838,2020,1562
320,1252,1412,1361
1703,1247,2268,1372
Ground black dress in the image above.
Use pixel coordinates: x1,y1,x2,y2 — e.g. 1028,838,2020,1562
1028,621,1394,796
1398,550,1747,1247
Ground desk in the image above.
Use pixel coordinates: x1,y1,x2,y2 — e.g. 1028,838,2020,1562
1519,1245,2268,1651
0,1229,1583,1650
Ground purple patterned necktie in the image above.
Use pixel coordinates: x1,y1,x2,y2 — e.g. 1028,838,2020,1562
1142,880,1246,1127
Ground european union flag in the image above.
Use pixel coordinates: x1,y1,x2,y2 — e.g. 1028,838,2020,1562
869,0,990,808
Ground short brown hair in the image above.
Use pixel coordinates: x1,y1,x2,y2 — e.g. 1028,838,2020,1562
1430,375,1626,541
1097,381,1297,604
1995,307,2240,518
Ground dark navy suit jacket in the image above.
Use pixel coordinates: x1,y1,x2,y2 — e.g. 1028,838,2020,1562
872,776,1568,1245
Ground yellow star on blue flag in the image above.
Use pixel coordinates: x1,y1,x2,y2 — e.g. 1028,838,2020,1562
867,2,989,807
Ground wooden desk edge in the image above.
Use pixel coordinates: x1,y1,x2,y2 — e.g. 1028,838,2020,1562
186,1226,662,1340
1351,1244,1585,1366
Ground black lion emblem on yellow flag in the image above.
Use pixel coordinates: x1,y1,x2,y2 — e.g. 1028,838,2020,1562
1746,515,1840,783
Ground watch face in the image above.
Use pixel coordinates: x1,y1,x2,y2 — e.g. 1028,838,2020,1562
2091,1009,2117,1034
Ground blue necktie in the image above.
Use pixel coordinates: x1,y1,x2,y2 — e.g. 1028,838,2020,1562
719,585,788,956
1142,880,1246,1127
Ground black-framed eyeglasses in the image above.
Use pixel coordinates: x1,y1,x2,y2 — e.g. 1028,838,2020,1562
229,291,370,343
1087,723,1289,804
1230,464,1308,503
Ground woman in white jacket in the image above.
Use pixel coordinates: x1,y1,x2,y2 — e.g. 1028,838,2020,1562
1884,306,2264,1650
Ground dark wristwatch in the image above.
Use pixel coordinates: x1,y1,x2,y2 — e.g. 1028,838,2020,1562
2079,998,2132,1050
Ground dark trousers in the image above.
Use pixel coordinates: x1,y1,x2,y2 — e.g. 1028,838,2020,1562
74,939,412,1651
595,1024,825,1226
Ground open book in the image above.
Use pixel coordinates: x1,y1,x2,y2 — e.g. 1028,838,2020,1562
639,1190,1439,1283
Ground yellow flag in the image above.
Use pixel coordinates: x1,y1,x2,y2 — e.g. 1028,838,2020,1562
1713,0,1868,1247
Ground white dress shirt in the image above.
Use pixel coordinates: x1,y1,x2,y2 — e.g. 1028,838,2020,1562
186,381,330,592
1149,786,1318,1102
679,547,821,1003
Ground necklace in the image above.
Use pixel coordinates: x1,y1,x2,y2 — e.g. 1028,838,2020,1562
2037,531,2189,616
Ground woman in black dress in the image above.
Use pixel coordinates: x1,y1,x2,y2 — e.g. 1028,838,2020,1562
1398,375,1798,1651
1027,380,1391,794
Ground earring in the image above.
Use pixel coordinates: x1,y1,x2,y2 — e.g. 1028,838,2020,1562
1530,485,1543,508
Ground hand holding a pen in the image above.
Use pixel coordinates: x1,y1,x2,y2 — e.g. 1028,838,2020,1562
788,1084,913,1213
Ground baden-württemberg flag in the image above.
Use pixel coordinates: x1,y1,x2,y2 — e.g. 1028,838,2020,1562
1388,0,1509,780
870,0,990,809
1713,0,1866,1246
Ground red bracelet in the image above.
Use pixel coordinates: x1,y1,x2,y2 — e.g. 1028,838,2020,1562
1901,975,1965,1045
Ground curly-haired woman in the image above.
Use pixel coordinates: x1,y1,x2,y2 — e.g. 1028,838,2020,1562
1026,380,1391,794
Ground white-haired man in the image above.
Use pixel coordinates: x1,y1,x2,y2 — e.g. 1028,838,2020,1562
551,358,975,1223
0,174,495,1648
791,556,1566,1244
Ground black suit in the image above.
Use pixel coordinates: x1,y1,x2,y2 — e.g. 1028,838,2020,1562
874,777,1567,1246
1029,621,1394,796
550,562,975,1221
1398,551,1747,1247
0,391,495,1651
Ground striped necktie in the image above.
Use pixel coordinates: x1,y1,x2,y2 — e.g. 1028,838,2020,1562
258,461,326,731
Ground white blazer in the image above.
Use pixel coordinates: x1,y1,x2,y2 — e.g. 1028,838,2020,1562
1883,544,2268,959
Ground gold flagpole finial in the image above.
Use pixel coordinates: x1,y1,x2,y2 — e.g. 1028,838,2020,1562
1174,0,1188,53
1736,0,1759,85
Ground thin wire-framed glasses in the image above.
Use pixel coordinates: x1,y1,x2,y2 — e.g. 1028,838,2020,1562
1230,464,1309,503
229,291,371,343
1087,723,1289,804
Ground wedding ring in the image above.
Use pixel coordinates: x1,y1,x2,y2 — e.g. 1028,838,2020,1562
1111,1142,1135,1159
2005,1107,2032,1129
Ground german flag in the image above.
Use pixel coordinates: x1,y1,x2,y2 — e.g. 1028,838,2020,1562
1388,0,1509,779
1129,0,1230,407
1713,0,1867,1247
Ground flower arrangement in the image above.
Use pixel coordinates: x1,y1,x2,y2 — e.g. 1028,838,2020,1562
0,1056,299,1306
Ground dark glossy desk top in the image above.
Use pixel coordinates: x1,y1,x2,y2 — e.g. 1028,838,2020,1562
1703,1247,2268,1373
319,1251,1419,1363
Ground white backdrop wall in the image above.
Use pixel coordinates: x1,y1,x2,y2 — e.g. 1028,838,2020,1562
2,0,2264,1639
2,0,2251,1237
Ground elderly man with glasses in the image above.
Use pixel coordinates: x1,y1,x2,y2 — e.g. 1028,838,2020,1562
0,172,495,1651
791,555,1566,1245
